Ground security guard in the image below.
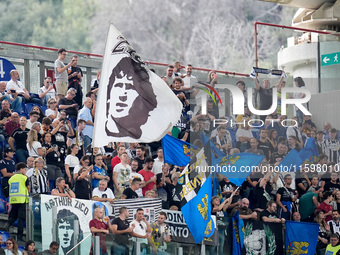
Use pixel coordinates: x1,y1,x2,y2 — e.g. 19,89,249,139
6,162,29,242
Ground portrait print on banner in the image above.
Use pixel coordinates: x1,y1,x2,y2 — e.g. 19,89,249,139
93,25,182,146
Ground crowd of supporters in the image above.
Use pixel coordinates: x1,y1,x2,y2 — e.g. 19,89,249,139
0,49,340,254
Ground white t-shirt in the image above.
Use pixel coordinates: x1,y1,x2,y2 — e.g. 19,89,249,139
152,158,163,175
182,75,197,88
38,86,56,99
6,79,26,94
236,128,253,142
45,108,60,119
131,220,148,244
113,163,132,187
26,141,42,157
26,167,34,178
92,187,115,199
65,155,80,168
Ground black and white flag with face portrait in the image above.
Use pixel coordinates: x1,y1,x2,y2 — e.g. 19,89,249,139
93,24,182,146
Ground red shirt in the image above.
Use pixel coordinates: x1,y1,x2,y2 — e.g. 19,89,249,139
317,202,333,222
111,156,121,171
139,169,155,196
89,218,108,254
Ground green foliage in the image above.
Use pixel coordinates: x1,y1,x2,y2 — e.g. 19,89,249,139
0,0,95,52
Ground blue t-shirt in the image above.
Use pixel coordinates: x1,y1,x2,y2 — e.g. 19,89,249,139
92,165,107,188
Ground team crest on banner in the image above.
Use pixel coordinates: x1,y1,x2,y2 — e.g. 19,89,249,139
242,220,283,255
93,24,182,146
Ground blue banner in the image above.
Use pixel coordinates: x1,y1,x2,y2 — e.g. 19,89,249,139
181,175,213,244
232,211,244,255
285,221,319,255
213,153,265,187
162,134,199,166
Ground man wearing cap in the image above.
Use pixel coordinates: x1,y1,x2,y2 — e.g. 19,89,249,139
0,147,17,198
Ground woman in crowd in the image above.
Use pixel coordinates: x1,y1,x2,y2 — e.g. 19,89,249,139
41,132,63,184
30,157,49,194
22,240,37,255
31,105,45,123
330,190,340,213
26,129,45,158
314,210,331,255
51,177,75,200
268,129,278,150
64,144,80,186
45,98,59,120
73,155,91,180
74,166,92,200
4,238,21,255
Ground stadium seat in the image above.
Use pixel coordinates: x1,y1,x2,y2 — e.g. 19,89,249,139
25,103,39,115
0,231,10,243
0,197,7,214
41,104,48,114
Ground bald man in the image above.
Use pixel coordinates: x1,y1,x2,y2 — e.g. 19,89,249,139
231,198,258,220
6,70,41,105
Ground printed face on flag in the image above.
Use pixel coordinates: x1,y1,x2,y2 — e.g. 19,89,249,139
105,56,157,138
93,25,182,145
108,71,138,118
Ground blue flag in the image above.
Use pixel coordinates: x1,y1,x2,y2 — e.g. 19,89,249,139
200,131,225,159
285,221,319,255
297,138,319,168
213,153,265,187
162,134,199,166
181,174,213,243
232,211,244,255
277,149,299,172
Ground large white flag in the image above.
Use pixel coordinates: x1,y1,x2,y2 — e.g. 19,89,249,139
93,24,182,146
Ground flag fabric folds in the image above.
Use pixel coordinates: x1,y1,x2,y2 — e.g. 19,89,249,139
297,138,320,167
277,148,299,172
232,211,244,255
93,24,182,146
213,153,265,187
178,143,214,243
162,134,199,167
285,221,319,255
277,138,319,172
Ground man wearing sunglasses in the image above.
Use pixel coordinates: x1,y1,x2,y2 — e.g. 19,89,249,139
130,208,152,250
38,77,56,105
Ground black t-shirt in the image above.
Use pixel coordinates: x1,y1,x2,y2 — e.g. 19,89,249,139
276,187,295,202
111,217,130,244
270,152,286,164
219,180,236,199
135,157,145,172
58,97,78,118
0,110,11,121
258,140,272,161
253,182,272,210
11,127,29,150
164,182,181,209
295,172,310,197
324,182,340,193
75,179,90,200
52,131,68,159
259,87,273,110
260,209,278,220
42,142,61,166
123,188,138,199
68,66,83,107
